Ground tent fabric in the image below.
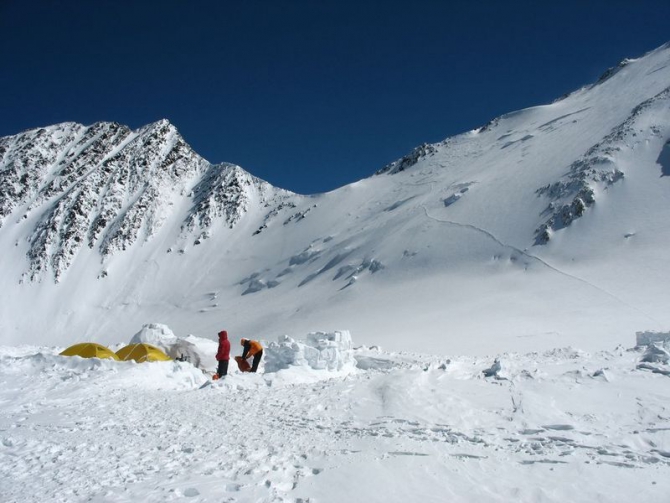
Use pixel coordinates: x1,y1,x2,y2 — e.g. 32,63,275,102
60,343,120,360
116,343,171,363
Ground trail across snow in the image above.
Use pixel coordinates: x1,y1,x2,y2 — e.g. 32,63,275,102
1,343,669,502
420,203,662,328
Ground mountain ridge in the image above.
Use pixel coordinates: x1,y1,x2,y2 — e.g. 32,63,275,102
0,119,297,281
0,43,669,353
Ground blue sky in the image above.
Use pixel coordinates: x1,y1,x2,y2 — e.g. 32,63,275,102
1,1,669,194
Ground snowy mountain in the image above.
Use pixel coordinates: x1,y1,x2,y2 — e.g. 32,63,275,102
1,43,669,353
0,119,290,281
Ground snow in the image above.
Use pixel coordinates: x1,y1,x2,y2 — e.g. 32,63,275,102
0,45,669,354
264,330,356,373
1,43,670,501
1,340,669,502
640,343,670,364
129,323,179,351
636,331,670,347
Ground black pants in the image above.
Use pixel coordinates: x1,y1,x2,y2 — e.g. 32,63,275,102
250,351,262,372
217,360,229,376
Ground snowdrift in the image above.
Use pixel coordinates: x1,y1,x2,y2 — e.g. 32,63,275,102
1,341,669,502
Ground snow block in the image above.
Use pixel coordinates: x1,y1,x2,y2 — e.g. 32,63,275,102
264,330,355,373
636,331,670,347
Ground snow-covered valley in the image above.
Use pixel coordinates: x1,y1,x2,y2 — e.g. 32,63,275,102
1,41,670,502
1,44,669,354
1,338,669,502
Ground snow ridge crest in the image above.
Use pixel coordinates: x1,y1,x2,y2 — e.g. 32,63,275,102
534,86,670,244
0,120,277,282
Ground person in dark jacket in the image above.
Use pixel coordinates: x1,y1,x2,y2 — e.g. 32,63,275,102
215,330,230,377
240,338,263,373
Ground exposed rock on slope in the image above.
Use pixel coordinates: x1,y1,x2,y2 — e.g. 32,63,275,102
182,163,288,244
1,43,669,351
0,119,288,281
535,86,670,244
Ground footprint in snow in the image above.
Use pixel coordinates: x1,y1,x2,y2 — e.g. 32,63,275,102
181,488,200,497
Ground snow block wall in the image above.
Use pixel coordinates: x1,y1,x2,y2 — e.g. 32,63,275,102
636,331,670,346
264,330,355,373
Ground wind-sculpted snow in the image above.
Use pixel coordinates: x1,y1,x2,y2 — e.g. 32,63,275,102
534,86,670,244
253,201,298,235
1,342,669,502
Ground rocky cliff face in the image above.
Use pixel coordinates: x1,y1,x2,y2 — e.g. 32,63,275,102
0,119,290,282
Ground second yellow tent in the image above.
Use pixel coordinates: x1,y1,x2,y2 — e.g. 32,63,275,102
116,343,171,363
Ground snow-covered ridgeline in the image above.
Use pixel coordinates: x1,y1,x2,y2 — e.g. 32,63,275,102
0,43,669,352
0,119,287,281
375,142,439,175
373,48,670,248
181,163,293,244
535,86,670,243
2,44,669,284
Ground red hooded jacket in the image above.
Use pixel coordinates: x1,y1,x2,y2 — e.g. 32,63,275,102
216,330,230,361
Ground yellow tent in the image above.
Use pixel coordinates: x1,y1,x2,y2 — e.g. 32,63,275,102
60,343,120,360
116,343,171,363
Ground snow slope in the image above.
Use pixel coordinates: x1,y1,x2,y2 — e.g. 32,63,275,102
1,340,669,502
2,42,670,502
0,44,669,356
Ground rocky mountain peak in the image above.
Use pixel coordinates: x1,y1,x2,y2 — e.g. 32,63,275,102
0,120,280,282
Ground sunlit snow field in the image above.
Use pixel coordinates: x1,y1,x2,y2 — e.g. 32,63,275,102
1,337,669,503
2,42,670,503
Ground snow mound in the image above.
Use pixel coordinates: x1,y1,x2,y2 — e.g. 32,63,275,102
264,330,356,373
0,347,207,392
129,323,178,351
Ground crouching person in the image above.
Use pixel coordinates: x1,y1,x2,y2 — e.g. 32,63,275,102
240,338,263,373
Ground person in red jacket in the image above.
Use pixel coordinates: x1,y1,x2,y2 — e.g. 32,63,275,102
215,330,230,378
